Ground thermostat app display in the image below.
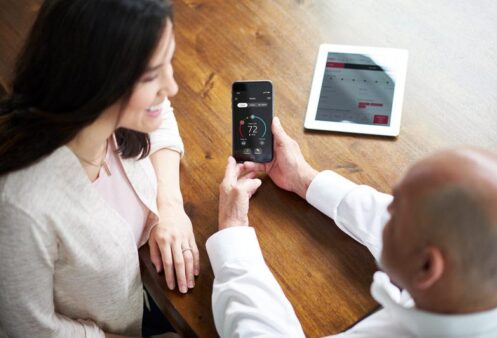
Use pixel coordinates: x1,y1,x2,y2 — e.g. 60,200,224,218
232,81,273,163
316,52,395,126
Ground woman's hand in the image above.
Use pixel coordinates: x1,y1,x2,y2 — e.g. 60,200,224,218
148,207,199,294
148,148,199,294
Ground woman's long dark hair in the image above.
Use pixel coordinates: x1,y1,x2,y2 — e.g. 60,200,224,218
0,0,172,175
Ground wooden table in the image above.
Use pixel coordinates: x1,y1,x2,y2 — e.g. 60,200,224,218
2,1,497,337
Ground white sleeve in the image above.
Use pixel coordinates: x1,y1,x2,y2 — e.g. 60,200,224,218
306,170,393,261
0,203,104,338
206,227,305,338
149,98,185,156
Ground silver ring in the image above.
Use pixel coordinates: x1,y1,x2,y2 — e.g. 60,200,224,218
182,248,192,254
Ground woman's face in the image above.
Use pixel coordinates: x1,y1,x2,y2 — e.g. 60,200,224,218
117,20,178,133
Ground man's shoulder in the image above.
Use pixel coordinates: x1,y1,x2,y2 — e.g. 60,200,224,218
328,308,413,338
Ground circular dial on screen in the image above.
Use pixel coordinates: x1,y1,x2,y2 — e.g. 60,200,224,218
238,114,267,139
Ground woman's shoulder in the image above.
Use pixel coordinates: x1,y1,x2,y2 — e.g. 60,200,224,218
0,150,73,261
0,146,86,212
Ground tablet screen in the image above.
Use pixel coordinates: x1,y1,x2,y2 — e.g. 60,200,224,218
315,52,395,126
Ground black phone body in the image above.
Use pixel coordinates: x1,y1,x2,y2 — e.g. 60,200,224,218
232,80,273,163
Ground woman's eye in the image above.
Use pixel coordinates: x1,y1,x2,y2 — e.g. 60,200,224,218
142,73,159,83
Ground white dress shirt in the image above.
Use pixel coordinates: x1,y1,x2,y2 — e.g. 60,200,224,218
206,170,497,337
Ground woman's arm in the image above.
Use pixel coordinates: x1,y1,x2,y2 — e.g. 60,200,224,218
147,98,199,294
149,148,199,294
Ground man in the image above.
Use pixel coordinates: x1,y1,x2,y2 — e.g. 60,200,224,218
206,117,497,337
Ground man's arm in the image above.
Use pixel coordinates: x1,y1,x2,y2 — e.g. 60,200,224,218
208,157,305,337
306,170,392,261
207,227,305,338
209,118,391,337
244,117,392,261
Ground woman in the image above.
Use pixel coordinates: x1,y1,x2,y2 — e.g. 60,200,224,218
0,0,199,337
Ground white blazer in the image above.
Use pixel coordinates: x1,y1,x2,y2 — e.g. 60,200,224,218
0,99,183,338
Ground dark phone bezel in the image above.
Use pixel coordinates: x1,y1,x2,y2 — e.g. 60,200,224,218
232,80,273,163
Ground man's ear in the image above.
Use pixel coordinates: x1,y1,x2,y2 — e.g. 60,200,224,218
413,245,445,290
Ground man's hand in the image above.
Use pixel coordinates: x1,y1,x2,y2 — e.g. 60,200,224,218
148,209,199,294
219,156,262,230
243,117,318,199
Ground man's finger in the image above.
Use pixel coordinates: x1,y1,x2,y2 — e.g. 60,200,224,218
222,156,242,186
239,171,258,181
238,177,263,197
272,116,292,147
222,156,235,181
243,161,267,173
248,178,263,196
233,164,259,181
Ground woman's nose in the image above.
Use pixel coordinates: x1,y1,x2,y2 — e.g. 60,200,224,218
159,65,178,98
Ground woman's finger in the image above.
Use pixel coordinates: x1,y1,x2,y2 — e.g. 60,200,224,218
189,238,200,277
172,242,188,293
182,244,195,289
160,243,175,291
149,238,163,273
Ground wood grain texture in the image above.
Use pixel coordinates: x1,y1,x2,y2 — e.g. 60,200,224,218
1,0,497,337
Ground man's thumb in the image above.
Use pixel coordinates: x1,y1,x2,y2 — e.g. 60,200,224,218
272,116,289,142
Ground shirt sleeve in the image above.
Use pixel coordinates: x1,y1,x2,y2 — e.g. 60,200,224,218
206,227,305,338
306,170,393,261
0,202,104,338
149,98,185,156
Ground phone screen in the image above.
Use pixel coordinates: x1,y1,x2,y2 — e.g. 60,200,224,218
232,81,273,163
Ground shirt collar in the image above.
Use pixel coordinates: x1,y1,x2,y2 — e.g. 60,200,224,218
371,271,497,337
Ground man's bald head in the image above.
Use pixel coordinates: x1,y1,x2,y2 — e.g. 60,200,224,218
413,149,497,290
381,148,497,312
403,148,497,203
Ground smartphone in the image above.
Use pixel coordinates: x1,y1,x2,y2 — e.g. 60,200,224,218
232,80,273,163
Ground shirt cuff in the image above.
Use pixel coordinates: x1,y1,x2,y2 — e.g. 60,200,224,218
206,227,265,277
305,170,358,220
78,319,105,338
149,99,185,157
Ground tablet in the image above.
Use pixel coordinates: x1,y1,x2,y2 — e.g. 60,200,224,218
304,44,408,136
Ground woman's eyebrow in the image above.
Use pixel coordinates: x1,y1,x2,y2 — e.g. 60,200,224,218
144,64,163,73
143,38,174,73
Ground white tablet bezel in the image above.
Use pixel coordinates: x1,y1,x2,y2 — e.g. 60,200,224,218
304,44,408,136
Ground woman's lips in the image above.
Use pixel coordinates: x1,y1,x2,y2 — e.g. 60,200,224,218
146,98,166,117
146,107,162,117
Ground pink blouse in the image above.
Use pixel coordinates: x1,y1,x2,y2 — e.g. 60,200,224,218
92,140,149,246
